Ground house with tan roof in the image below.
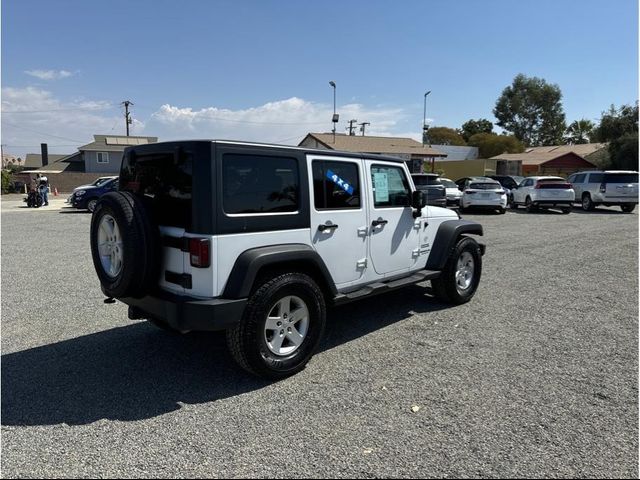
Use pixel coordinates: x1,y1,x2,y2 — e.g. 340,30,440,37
491,143,605,177
299,133,447,172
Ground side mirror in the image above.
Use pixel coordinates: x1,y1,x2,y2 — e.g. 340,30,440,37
412,190,427,217
412,190,427,208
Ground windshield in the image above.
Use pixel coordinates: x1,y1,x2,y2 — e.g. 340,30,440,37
440,179,456,188
469,182,501,190
93,177,111,187
604,173,638,183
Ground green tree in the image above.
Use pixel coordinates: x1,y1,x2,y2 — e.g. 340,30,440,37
592,103,638,142
424,126,466,146
591,103,639,169
565,119,595,144
459,119,493,142
467,133,525,158
493,74,566,146
608,133,639,170
1,171,11,194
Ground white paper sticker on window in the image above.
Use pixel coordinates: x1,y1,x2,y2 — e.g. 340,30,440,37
373,172,389,202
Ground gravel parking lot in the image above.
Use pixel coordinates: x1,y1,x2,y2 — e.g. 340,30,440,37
2,199,638,478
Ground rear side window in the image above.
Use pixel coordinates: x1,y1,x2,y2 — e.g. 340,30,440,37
120,152,193,229
313,160,360,210
371,165,411,207
604,173,638,183
222,154,299,214
573,173,586,183
589,173,604,183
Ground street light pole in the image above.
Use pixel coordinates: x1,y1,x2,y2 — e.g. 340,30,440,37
422,90,431,146
329,81,338,143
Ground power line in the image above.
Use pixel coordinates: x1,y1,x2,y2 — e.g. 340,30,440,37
1,105,117,114
1,121,85,143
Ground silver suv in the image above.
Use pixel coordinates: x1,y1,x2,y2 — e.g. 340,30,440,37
568,170,638,213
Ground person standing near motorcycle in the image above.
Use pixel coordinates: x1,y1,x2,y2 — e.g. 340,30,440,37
37,173,49,206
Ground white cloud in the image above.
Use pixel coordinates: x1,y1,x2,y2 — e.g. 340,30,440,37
1,87,120,157
24,69,74,80
143,97,414,145
1,88,424,159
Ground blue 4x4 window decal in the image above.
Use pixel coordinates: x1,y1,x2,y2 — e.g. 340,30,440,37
326,169,354,195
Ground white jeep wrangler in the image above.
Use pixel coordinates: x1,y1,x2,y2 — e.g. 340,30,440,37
90,141,485,379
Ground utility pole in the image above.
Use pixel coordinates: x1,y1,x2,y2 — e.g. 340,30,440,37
358,122,370,136
346,119,358,136
1,144,5,163
121,100,134,136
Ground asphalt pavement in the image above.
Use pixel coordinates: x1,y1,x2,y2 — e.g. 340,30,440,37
1,200,638,478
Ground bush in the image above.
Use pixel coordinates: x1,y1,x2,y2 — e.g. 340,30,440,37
1,171,11,194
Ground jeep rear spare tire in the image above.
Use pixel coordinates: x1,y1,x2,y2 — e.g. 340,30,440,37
90,191,160,298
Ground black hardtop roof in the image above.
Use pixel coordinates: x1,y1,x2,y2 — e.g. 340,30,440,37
124,139,407,164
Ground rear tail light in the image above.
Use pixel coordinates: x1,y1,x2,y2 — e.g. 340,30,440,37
600,183,606,193
189,238,210,268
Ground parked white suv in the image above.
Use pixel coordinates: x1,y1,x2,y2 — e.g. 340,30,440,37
567,170,638,213
89,141,486,379
459,178,507,214
510,176,574,213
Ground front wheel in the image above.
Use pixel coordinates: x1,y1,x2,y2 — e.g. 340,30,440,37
561,207,572,214
87,198,98,212
498,207,506,214
431,236,482,305
621,204,636,213
226,272,326,380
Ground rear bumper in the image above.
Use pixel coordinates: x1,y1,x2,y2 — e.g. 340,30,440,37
533,200,573,208
119,289,247,332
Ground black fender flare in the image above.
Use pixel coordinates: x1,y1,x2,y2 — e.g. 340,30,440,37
223,244,338,299
425,220,484,271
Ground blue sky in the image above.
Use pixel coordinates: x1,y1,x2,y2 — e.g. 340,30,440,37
2,0,638,157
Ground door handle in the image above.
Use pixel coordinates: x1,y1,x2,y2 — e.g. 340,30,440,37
371,219,388,227
318,223,339,232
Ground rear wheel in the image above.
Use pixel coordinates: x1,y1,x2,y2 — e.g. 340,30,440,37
582,194,595,211
510,197,518,209
431,236,482,305
525,196,536,213
621,204,636,213
226,272,326,380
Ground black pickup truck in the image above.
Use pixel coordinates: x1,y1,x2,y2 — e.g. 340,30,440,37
411,173,447,208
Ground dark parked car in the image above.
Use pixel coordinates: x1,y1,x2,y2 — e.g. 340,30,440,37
411,173,446,207
67,178,119,212
488,175,524,202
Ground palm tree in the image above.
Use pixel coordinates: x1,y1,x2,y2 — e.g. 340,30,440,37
565,119,595,144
